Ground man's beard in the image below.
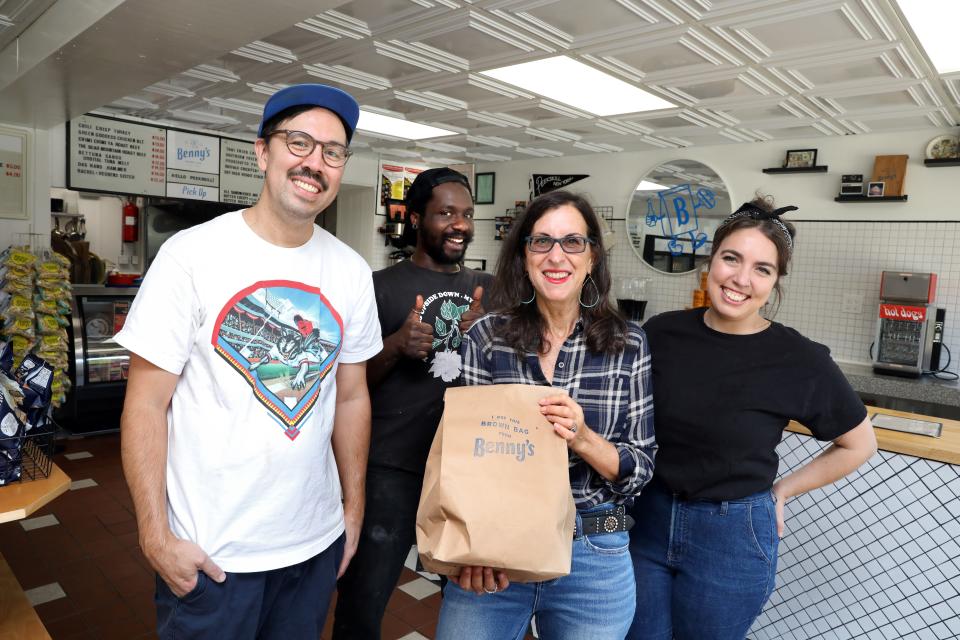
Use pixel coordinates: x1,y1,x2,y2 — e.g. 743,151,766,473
422,230,471,265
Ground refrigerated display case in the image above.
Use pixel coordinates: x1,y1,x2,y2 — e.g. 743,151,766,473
55,285,138,433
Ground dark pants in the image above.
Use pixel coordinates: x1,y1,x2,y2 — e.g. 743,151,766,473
333,466,424,640
155,533,344,640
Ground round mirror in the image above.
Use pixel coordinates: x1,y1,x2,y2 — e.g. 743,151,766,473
626,160,731,274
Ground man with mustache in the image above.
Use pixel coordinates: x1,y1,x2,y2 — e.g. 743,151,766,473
117,84,382,639
333,168,492,639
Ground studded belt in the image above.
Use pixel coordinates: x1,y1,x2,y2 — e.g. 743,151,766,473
575,504,634,538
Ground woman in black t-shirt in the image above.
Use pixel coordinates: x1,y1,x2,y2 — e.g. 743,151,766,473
626,198,877,640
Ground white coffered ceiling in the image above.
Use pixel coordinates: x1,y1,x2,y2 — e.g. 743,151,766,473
2,0,958,163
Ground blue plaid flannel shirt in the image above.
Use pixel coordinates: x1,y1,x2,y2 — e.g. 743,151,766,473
459,313,656,509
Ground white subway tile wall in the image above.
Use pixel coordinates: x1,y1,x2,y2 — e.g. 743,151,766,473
373,219,960,372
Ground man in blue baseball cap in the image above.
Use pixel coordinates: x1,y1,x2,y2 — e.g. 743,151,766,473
118,83,382,639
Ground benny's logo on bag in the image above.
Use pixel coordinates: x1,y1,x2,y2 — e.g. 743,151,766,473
212,280,342,440
473,415,536,462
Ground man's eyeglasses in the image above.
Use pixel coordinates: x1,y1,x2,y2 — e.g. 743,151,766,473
269,130,352,167
524,234,595,254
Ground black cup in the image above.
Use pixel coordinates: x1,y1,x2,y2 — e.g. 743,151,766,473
617,299,647,322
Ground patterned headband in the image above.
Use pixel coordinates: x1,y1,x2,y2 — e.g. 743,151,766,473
718,202,798,252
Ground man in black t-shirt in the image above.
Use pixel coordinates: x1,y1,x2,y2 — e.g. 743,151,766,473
333,168,492,640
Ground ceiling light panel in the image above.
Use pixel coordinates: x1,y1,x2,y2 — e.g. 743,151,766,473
357,110,459,140
896,1,960,73
480,56,675,116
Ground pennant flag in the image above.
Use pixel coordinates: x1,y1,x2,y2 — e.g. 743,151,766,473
530,174,589,197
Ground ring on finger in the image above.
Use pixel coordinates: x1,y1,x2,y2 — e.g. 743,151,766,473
483,585,498,594
569,423,578,433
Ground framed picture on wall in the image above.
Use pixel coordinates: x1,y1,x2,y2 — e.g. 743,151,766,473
867,181,885,197
0,126,29,220
475,172,495,204
784,148,817,169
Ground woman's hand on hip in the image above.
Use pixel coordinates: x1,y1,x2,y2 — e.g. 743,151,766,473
772,482,787,537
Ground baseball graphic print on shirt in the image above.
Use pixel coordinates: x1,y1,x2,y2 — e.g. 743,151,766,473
212,280,343,439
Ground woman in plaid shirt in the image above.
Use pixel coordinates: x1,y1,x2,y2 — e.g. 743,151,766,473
435,190,657,640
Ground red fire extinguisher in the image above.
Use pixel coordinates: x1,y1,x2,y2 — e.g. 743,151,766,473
122,199,139,242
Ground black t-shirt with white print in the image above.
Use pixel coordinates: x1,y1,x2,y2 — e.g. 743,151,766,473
369,259,493,474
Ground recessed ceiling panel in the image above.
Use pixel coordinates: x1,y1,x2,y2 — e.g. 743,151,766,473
522,0,655,39
832,90,920,112
740,8,872,53
669,76,764,102
719,102,797,121
613,41,720,76
625,115,690,128
762,125,830,139
331,0,434,27
854,113,939,131
418,22,538,61
790,56,901,86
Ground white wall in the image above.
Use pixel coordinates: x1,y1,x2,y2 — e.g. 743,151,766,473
335,183,378,263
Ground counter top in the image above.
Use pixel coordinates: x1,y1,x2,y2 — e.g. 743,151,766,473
788,404,960,465
838,361,960,420
0,464,71,524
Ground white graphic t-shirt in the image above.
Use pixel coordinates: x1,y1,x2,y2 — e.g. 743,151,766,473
115,210,382,572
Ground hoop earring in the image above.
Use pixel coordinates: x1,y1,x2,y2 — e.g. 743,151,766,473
579,274,601,308
520,275,536,304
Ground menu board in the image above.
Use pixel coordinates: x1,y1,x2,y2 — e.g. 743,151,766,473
68,115,264,205
70,115,166,196
220,139,264,206
166,130,220,201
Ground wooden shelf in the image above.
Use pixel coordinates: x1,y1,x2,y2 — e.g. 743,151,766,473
834,195,908,202
762,166,828,174
0,464,70,524
924,158,960,167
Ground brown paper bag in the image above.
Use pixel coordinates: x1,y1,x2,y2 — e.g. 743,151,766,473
416,384,576,582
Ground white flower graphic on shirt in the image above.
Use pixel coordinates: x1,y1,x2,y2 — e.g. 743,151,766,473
429,350,462,382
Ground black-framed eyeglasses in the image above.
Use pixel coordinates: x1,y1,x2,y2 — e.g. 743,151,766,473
269,130,352,167
524,234,595,254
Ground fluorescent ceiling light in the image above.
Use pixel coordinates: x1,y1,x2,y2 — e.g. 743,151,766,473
480,56,674,116
356,110,457,140
636,180,668,191
896,1,960,73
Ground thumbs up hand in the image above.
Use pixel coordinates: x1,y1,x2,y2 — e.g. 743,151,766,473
459,286,486,334
398,295,434,360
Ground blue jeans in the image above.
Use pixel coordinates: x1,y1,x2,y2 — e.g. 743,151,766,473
435,503,635,640
155,533,344,639
626,481,779,640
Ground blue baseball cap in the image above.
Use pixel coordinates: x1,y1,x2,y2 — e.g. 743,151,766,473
258,83,360,143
